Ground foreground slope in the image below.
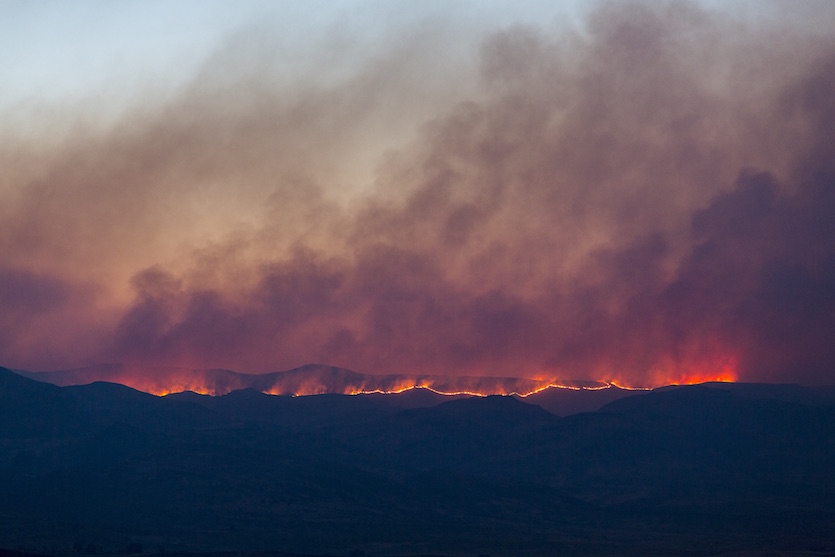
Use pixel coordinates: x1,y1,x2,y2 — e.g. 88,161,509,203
1,367,834,556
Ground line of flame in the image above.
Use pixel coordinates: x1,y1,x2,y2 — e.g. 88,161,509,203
121,370,733,398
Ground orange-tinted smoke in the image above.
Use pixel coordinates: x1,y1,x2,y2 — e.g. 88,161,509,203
2,2,835,386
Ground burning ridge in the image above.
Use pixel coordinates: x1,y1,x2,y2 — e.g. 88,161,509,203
18,363,649,397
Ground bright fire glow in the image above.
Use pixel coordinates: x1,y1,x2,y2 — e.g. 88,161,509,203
654,357,738,387
116,373,703,398
44,362,737,398
663,370,738,386
148,385,214,397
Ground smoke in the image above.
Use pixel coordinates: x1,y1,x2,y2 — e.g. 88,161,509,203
2,1,835,385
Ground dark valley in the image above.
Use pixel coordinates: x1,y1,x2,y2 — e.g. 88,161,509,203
1,367,834,557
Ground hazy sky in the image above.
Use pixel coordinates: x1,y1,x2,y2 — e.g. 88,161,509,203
2,0,835,386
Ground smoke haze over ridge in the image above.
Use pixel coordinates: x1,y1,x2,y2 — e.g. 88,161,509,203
2,0,835,386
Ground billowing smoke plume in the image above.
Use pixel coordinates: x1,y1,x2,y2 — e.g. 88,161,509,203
2,1,835,385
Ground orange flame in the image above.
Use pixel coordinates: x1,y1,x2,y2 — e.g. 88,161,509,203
662,369,738,386
658,355,738,386
600,353,739,389
43,360,737,398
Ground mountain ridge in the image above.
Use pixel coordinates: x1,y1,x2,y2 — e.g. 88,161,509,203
16,361,610,392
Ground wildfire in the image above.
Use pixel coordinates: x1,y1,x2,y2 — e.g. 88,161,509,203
347,385,497,397
139,370,733,398
147,384,214,396
32,362,737,398
198,378,640,398
663,370,738,386
658,356,738,386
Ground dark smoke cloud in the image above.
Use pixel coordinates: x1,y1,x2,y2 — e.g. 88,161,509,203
2,1,835,385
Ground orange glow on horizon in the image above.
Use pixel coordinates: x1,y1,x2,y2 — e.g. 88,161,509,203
663,370,738,386
70,362,737,398
147,385,214,397
140,378,656,398
658,357,739,387
601,356,739,389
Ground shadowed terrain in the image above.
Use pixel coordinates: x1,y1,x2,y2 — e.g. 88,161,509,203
1,366,834,556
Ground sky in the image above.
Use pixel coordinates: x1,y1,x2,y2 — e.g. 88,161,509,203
2,0,835,387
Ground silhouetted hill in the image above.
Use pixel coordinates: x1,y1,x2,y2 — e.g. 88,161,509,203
165,387,464,430
333,395,561,477
594,385,835,492
63,381,220,432
696,380,835,405
1,366,834,557
0,367,89,438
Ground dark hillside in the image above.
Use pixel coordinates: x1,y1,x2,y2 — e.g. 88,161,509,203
1,367,833,557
